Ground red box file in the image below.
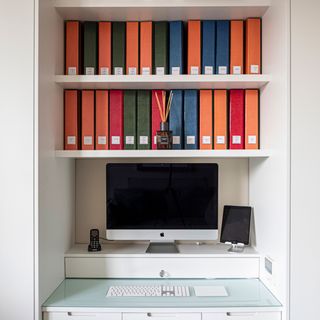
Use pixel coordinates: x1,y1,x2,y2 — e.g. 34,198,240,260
65,21,80,75
64,90,79,150
95,90,109,150
140,21,152,75
81,90,95,150
109,90,124,150
187,20,201,75
229,89,245,149
245,18,261,74
126,22,139,75
245,89,259,149
98,22,111,75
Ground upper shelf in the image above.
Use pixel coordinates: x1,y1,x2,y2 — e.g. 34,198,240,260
55,150,271,159
55,75,270,90
53,0,271,20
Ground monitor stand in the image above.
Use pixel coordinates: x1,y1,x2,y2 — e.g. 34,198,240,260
226,242,245,253
146,241,179,254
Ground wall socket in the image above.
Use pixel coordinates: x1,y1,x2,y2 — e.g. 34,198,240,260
264,256,277,289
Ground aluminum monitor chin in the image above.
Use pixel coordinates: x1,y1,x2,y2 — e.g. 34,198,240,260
106,163,218,241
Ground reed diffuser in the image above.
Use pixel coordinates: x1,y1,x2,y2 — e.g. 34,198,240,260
155,90,173,149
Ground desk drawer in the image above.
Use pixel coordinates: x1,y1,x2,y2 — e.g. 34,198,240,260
123,313,201,320
65,257,259,278
202,312,281,320
43,312,121,320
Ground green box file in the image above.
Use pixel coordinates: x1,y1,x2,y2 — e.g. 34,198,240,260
83,21,98,75
112,22,126,75
137,90,151,149
123,90,137,150
153,22,168,75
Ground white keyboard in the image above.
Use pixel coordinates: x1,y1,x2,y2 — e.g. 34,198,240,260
106,285,190,297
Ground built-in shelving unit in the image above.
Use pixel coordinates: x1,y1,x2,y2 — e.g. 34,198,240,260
39,0,291,319
55,149,271,159
53,0,271,21
55,74,270,90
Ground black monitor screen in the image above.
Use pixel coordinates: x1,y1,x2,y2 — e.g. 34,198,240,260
106,163,218,230
220,206,252,245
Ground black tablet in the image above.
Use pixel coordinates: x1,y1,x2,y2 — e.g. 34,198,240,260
220,206,252,245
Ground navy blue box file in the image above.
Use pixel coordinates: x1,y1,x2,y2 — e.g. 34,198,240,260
184,90,199,150
216,20,230,74
169,90,183,149
169,21,184,75
202,21,216,75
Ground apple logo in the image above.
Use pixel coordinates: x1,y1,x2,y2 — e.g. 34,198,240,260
160,232,164,237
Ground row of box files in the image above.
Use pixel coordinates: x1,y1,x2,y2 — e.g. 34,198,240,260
65,19,261,76
64,89,259,150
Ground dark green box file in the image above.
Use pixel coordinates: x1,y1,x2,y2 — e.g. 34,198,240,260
83,21,98,75
112,22,126,75
137,90,151,149
124,90,137,150
153,22,168,75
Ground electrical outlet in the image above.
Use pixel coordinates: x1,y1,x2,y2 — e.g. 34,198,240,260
264,256,277,289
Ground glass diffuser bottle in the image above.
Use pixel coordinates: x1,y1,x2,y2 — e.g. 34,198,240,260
156,121,172,149
155,90,174,150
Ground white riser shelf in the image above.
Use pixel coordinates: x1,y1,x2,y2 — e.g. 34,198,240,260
55,75,270,90
55,150,271,159
54,0,270,21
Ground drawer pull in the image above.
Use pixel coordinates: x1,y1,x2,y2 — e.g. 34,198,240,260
67,312,97,317
159,270,170,278
147,314,177,318
226,312,256,317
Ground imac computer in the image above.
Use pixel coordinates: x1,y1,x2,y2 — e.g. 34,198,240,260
106,163,218,253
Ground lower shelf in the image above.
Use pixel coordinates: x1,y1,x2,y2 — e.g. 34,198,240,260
55,149,271,159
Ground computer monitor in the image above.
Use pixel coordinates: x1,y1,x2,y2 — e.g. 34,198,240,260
106,163,218,253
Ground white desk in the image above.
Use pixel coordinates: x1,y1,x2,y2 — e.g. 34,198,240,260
42,278,282,320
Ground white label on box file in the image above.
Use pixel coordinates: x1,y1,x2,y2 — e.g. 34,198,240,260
204,66,213,75
171,67,180,75
172,136,180,145
190,66,199,75
114,67,123,75
83,136,93,145
248,135,257,144
218,66,227,75
126,136,135,145
232,135,241,144
216,136,225,144
250,65,259,74
68,67,77,75
142,67,151,75
85,67,95,75
98,136,107,145
100,67,109,75
112,136,120,145
233,66,242,74
202,136,211,144
154,136,157,145
187,136,196,145
140,136,148,145
156,67,165,75
128,67,137,75
67,136,76,145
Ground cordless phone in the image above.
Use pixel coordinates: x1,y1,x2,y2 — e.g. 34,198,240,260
88,229,101,252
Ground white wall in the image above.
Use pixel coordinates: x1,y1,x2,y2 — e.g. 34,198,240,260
39,0,75,311
291,0,320,319
76,159,249,243
0,1,36,320
250,0,290,307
